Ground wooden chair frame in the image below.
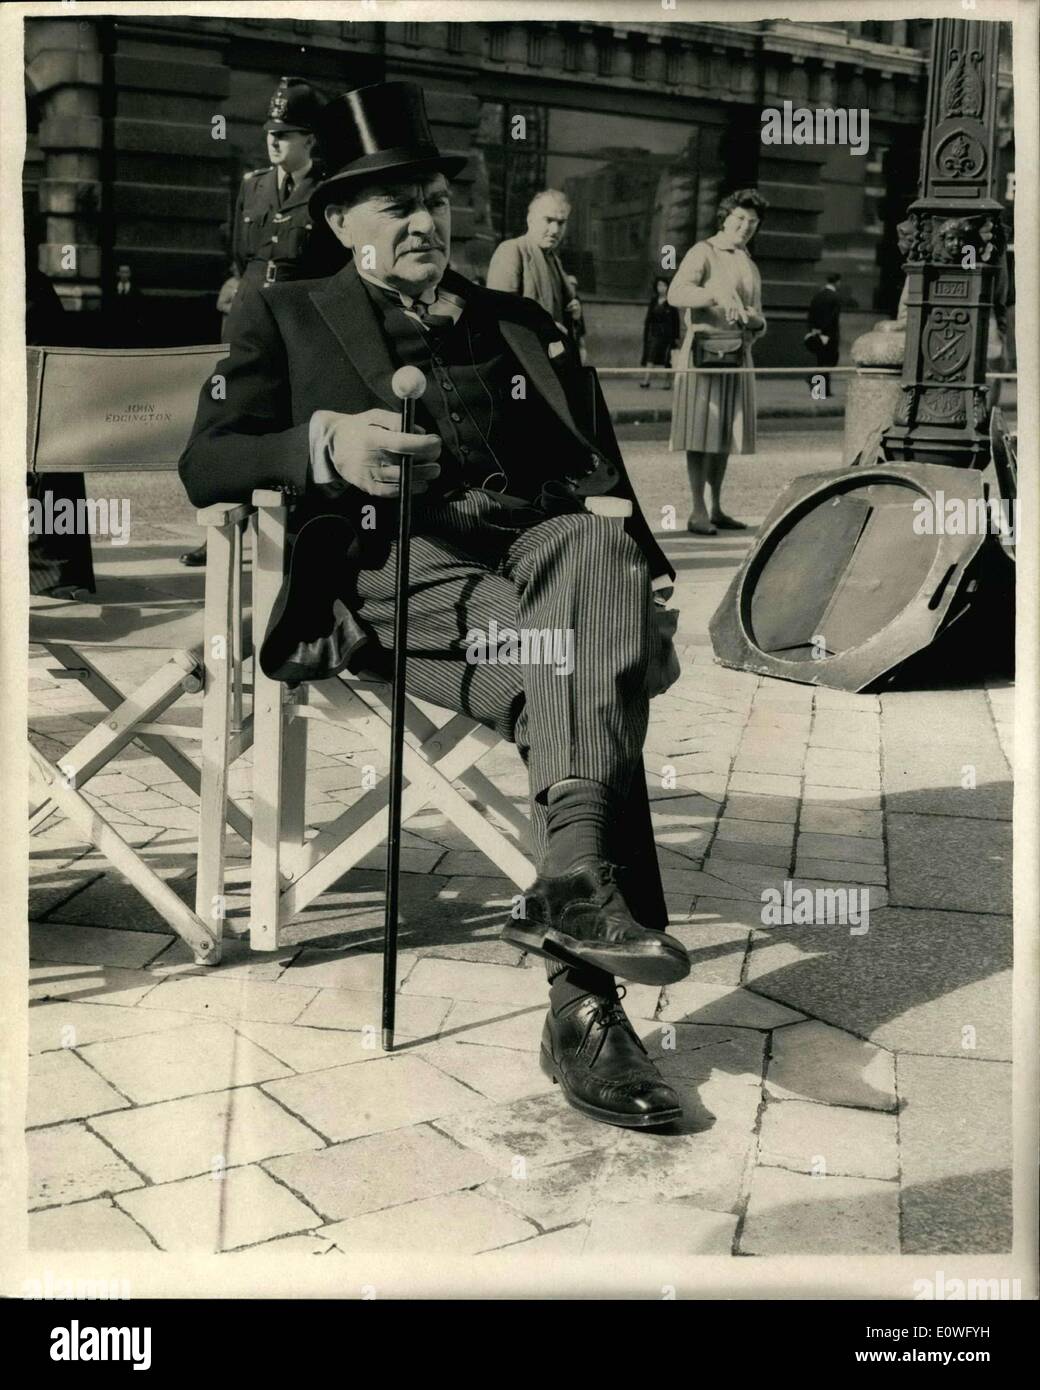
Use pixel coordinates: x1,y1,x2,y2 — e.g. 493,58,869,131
205,489,536,953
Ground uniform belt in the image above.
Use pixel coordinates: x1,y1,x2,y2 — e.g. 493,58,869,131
249,261,295,285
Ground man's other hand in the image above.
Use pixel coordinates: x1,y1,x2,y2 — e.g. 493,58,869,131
325,408,442,497
217,276,240,314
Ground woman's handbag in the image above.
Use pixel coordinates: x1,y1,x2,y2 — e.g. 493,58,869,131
693,332,745,369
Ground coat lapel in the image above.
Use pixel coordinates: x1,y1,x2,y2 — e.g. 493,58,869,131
309,263,599,451
309,265,400,413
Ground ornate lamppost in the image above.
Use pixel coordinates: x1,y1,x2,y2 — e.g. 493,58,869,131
882,17,1006,469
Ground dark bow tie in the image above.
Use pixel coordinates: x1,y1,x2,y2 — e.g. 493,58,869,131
374,283,459,334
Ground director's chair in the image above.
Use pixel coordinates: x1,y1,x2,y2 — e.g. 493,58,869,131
27,345,251,965
215,488,537,952
209,490,632,953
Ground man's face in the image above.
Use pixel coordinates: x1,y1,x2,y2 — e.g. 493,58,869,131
528,198,569,251
267,128,314,174
326,174,451,294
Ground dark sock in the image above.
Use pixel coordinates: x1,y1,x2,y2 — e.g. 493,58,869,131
542,778,614,877
547,956,616,1008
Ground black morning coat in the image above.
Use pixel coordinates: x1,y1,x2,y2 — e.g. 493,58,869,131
179,261,675,683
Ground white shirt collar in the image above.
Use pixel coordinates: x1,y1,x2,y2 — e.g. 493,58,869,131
356,268,439,308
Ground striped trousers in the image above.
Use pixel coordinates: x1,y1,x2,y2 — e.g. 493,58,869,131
353,488,668,934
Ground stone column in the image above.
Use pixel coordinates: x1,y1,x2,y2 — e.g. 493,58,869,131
26,18,104,314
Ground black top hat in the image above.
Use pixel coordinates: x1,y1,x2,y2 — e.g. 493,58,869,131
308,82,467,218
264,78,325,133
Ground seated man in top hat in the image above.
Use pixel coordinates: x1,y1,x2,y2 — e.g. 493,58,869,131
180,81,691,1131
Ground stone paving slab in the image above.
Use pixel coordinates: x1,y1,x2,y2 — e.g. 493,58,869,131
436,1000,546,1052
91,1086,325,1184
794,857,888,885
658,982,804,1029
402,957,551,1007
265,1126,495,1224
29,921,173,970
136,974,317,1025
30,1197,156,1252
595,1074,761,1213
887,813,1012,914
28,869,106,920
481,1150,607,1230
79,1020,291,1104
798,804,883,837
740,1167,900,1254
321,1190,535,1256
262,1054,486,1143
45,865,197,934
28,999,202,1054
897,1054,1012,1254
757,1099,899,1180
29,961,162,1008
28,1122,142,1211
116,1164,319,1252
278,949,418,992
584,1202,738,1255
796,832,885,865
27,1049,131,1129
436,1092,611,1174
763,1020,897,1111
232,1020,376,1072
412,1039,556,1103
747,910,1011,1060
711,839,790,867
294,985,451,1039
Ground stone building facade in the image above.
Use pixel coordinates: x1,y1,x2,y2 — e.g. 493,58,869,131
24,14,1014,364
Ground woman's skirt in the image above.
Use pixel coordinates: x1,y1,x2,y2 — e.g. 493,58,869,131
668,329,757,455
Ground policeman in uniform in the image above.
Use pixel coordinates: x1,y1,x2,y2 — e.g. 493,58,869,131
183,77,347,565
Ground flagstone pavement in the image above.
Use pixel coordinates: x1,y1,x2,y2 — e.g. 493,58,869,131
25,523,1013,1263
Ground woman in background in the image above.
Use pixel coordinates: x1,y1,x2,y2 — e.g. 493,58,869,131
640,276,681,388
668,189,768,534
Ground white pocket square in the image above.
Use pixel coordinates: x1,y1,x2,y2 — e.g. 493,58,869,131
548,340,566,359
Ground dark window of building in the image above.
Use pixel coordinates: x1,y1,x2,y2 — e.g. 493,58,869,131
475,101,724,302
631,40,647,81
563,29,580,72
488,27,505,61
447,23,463,53
664,44,683,85
527,28,544,66
597,42,612,77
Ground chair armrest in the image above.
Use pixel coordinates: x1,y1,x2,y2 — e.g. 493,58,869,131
252,489,289,509
196,501,255,529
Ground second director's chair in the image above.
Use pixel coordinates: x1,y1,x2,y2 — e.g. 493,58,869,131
27,345,253,965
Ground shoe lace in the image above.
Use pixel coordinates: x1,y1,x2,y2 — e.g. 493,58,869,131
592,984,628,1028
584,986,650,1061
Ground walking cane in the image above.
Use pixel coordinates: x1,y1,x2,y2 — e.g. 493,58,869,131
382,365,428,1052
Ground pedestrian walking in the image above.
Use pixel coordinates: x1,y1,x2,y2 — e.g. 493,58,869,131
668,189,768,534
640,277,681,388
804,271,842,397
